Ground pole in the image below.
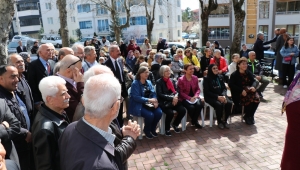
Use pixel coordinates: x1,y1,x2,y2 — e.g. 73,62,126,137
14,1,21,35
198,2,202,47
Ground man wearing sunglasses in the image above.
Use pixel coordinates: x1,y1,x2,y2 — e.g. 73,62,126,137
57,55,84,121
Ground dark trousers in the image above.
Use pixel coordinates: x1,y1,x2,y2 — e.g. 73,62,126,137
182,100,203,124
161,102,186,131
117,102,124,127
282,63,295,86
244,102,259,118
209,100,232,124
140,106,162,134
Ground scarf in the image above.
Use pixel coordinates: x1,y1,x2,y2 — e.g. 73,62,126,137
282,72,300,114
163,77,176,93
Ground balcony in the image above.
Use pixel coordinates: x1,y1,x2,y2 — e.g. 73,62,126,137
276,11,300,15
209,14,229,18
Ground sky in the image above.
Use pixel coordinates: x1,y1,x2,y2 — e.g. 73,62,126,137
181,0,199,10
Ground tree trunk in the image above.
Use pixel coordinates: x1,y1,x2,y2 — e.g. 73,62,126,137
115,27,121,44
231,0,246,56
57,0,69,47
201,14,209,46
0,0,14,65
147,24,152,44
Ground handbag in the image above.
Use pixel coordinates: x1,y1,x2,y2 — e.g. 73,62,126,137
284,56,292,62
143,102,155,111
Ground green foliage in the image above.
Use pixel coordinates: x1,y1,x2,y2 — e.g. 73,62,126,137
109,13,123,41
69,37,76,44
150,168,156,170
164,162,169,166
182,7,194,22
58,28,61,35
75,29,82,40
38,27,44,39
94,32,97,36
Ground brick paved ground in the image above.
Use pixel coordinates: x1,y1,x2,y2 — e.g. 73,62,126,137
127,81,287,170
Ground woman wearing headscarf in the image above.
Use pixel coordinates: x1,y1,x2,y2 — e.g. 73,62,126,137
281,72,300,169
203,64,232,129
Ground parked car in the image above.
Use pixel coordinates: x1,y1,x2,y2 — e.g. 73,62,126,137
41,35,62,48
182,32,189,39
167,42,186,49
74,37,94,45
7,42,19,54
189,33,199,39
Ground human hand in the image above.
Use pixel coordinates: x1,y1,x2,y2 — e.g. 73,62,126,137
153,102,159,108
195,66,200,71
2,121,9,129
242,90,247,96
25,131,32,143
190,97,196,102
249,87,256,92
148,98,157,103
72,67,83,83
172,96,178,106
290,53,295,56
256,76,261,81
218,96,225,103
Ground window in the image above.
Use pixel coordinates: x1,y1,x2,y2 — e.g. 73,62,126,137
79,21,92,29
177,0,180,7
20,17,40,26
47,17,53,24
98,19,109,32
116,0,125,12
96,5,108,15
258,25,269,40
276,1,300,13
69,3,74,9
208,27,230,39
159,15,163,23
71,17,75,22
148,0,151,4
158,0,162,5
178,30,180,37
259,1,269,19
45,3,51,10
17,3,38,11
178,15,181,22
77,4,91,13
130,16,147,25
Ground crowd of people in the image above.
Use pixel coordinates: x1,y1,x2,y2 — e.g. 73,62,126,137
1,29,299,169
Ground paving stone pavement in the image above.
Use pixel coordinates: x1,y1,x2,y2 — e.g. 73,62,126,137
127,82,288,170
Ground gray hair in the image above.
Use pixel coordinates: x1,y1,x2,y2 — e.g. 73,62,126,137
213,49,221,54
83,74,121,118
159,65,170,77
39,76,66,102
139,62,148,67
84,46,95,56
72,44,84,53
257,32,264,38
108,45,119,53
248,51,255,56
83,65,113,84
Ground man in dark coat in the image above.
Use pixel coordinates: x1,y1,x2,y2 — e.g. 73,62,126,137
253,33,271,61
27,44,56,111
105,45,128,127
31,76,70,170
16,41,27,54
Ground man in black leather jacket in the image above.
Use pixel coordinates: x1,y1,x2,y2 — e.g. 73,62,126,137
31,76,70,170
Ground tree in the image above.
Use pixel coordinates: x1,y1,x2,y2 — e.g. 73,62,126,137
143,0,156,44
0,0,15,65
75,28,82,40
231,0,245,56
57,0,69,47
94,32,98,37
92,0,132,44
199,0,218,46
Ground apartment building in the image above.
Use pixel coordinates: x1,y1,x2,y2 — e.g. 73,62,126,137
11,0,42,38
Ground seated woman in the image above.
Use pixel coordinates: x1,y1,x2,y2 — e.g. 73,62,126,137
171,54,184,79
151,53,163,81
229,57,260,125
210,49,228,74
203,64,233,129
129,66,162,139
140,62,156,85
147,51,156,69
133,55,145,75
183,48,201,78
200,48,213,76
156,65,186,136
177,63,203,128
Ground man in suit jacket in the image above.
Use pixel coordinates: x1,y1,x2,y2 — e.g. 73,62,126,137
104,45,128,127
57,55,84,121
16,41,27,54
59,74,134,170
27,44,56,111
253,33,271,61
239,44,252,58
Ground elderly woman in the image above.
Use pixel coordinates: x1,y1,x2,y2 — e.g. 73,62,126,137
151,53,163,81
201,48,213,76
183,48,201,78
171,54,184,79
147,51,155,69
204,64,232,129
281,72,300,169
177,63,203,128
176,48,184,60
156,65,186,136
210,49,228,74
140,62,155,85
129,66,162,139
280,37,299,88
19,52,31,79
229,57,260,125
141,38,152,56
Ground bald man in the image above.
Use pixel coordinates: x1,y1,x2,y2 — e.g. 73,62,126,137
58,47,74,61
57,55,83,121
27,44,56,111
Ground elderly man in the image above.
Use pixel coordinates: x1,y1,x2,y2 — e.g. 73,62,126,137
32,76,70,170
99,36,110,49
247,51,269,101
57,55,84,121
82,46,99,72
59,74,139,169
253,33,271,61
239,44,251,58
71,44,85,59
16,41,27,53
105,45,128,127
0,65,31,170
58,47,74,61
27,44,56,110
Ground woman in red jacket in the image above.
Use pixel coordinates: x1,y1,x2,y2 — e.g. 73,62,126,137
210,49,228,74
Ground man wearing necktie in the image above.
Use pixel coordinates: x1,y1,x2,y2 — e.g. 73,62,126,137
105,45,128,127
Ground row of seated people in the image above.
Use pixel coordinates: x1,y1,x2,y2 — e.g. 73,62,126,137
127,57,261,139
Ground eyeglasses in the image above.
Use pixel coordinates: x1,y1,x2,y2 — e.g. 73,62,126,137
67,57,82,68
212,67,218,70
110,97,124,108
178,51,182,53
